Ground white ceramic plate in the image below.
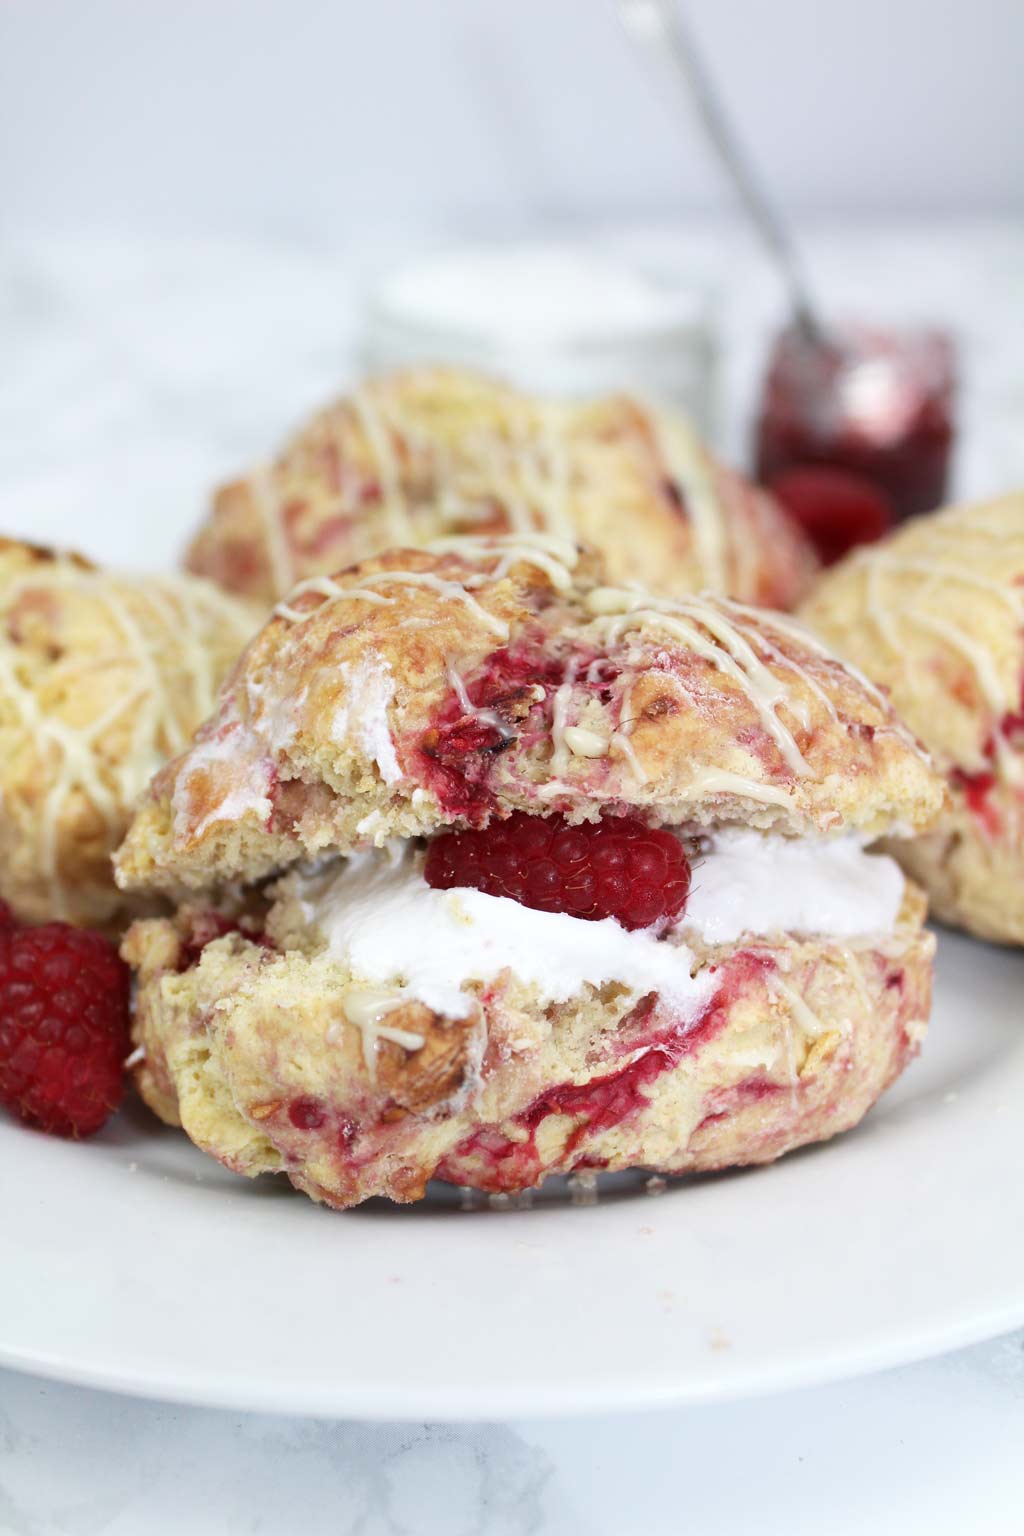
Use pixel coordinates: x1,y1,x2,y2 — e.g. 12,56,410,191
1,929,1022,1419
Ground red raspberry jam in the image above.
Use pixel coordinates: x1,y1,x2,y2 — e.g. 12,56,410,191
756,325,955,528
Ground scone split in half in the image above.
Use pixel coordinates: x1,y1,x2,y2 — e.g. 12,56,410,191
116,536,944,1207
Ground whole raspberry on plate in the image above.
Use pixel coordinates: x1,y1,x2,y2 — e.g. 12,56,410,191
0,917,131,1137
424,811,692,930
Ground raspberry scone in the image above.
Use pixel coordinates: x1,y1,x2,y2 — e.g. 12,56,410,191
801,495,1024,944
0,539,257,930
116,536,942,1207
184,367,817,609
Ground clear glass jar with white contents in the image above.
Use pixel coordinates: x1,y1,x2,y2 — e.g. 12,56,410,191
357,242,718,434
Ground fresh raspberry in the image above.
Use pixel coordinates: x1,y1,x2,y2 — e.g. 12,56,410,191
768,466,893,565
0,921,131,1137
424,812,691,931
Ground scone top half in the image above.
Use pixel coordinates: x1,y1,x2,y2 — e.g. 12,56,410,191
801,495,1024,943
116,536,943,1208
184,366,817,611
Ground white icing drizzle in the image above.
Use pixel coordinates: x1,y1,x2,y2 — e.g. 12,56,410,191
609,676,646,783
721,596,918,750
562,725,609,758
845,513,1024,781
584,587,810,775
274,575,393,624
514,399,578,546
249,380,590,596
769,971,830,1038
275,565,508,638
866,557,1021,613
0,563,251,916
327,987,426,1080
251,466,296,598
684,766,795,807
235,375,743,602
273,531,580,654
549,657,581,777
445,659,514,744
347,388,412,547
837,946,876,1023
911,611,1007,718
426,532,578,591
651,409,729,592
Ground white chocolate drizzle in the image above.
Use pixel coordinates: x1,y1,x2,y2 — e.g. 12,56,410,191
549,658,581,777
609,676,647,783
0,562,253,916
328,987,426,1080
251,466,296,599
347,388,413,547
583,587,810,775
426,532,578,591
768,970,832,1042
275,565,508,637
842,506,1024,781
651,410,728,592
273,532,579,641
445,660,515,744
234,376,737,600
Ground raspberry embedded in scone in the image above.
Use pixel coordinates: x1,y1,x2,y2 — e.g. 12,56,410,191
116,536,942,1207
0,537,258,930
184,366,817,610
800,494,1024,945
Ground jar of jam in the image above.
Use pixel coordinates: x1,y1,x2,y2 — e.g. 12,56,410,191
756,325,956,528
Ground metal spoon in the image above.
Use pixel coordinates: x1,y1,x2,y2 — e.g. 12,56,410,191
615,0,825,344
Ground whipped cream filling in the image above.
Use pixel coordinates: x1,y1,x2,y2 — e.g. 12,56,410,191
299,844,713,1022
297,830,904,1022
682,828,905,946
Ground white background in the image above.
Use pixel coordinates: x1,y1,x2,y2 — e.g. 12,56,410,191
1,0,1022,238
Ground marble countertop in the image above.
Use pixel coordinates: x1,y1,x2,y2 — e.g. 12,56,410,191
3,1334,1024,1535
1,220,1023,1534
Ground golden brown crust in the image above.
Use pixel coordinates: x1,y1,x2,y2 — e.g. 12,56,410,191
801,495,1024,943
185,368,817,609
124,885,932,1208
114,539,944,897
0,539,259,928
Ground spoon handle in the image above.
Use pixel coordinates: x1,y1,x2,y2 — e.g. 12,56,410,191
616,0,823,342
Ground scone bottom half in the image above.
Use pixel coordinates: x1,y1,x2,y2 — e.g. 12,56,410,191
116,536,943,1208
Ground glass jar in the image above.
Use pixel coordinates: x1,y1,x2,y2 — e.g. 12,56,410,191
357,243,718,434
755,324,957,522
